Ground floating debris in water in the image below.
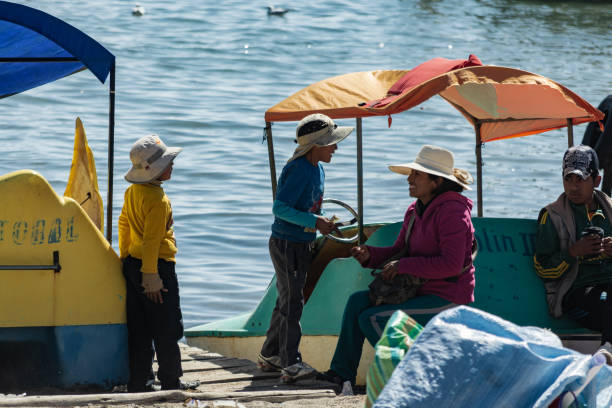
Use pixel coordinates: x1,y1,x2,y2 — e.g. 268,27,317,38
132,4,145,16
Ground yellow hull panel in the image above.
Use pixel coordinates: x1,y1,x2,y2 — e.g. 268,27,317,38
0,170,125,327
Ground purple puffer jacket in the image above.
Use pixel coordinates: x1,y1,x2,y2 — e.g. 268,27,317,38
364,191,475,305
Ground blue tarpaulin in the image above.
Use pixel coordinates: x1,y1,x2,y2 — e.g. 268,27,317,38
0,1,114,98
374,306,612,408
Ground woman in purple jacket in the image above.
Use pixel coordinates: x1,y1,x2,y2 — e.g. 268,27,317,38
318,145,475,388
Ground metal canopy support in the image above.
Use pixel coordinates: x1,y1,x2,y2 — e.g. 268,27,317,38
266,119,365,242
567,118,574,147
475,121,483,217
356,118,364,244
106,63,115,243
265,122,277,200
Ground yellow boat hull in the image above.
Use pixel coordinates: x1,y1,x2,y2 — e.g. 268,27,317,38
0,170,127,389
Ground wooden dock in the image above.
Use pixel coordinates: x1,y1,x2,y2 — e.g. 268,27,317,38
0,343,365,407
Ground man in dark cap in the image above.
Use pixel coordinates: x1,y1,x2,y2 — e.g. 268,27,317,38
535,145,612,355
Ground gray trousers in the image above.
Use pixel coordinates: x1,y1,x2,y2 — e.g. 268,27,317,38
260,236,312,367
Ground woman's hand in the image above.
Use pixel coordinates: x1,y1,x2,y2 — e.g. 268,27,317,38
350,245,371,265
380,260,399,281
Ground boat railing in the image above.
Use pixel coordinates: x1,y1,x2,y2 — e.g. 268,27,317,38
0,250,61,273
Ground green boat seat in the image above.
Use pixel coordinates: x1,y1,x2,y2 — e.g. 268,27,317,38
186,218,599,342
302,217,598,339
470,218,596,339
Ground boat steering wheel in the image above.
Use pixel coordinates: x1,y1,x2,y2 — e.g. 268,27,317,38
321,198,359,244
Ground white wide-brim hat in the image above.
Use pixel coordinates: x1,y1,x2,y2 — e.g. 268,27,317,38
388,145,473,190
125,134,182,184
288,113,354,162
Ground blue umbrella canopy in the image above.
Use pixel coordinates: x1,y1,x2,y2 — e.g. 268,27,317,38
0,1,116,242
0,1,115,98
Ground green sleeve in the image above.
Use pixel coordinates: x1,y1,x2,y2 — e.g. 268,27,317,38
533,209,576,280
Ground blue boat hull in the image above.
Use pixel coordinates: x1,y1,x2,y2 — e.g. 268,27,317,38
0,323,128,390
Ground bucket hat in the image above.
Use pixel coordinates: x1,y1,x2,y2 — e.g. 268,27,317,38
388,145,473,190
125,134,182,183
287,113,354,162
562,145,599,180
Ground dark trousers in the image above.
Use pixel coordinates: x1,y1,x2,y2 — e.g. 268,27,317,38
260,237,312,367
123,255,184,391
564,282,612,343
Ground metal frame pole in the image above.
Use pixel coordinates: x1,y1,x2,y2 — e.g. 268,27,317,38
475,121,483,217
106,62,115,243
567,118,574,147
265,122,277,200
356,118,364,244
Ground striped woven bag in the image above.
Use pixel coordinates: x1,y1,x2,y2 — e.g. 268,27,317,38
365,310,423,408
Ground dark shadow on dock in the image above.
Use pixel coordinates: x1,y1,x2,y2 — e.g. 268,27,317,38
0,343,349,406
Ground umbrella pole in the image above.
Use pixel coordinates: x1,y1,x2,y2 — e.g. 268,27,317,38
475,122,483,217
106,62,115,243
265,122,277,200
567,118,574,147
356,118,364,244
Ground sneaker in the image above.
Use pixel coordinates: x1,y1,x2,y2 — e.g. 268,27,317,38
146,383,162,392
127,380,161,392
316,369,343,386
280,361,316,383
257,353,282,372
596,342,612,365
161,380,201,390
340,380,354,396
127,383,161,393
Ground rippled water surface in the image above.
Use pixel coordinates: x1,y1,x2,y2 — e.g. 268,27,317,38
2,0,611,328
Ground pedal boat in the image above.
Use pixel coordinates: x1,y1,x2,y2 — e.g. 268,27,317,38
0,1,126,390
185,57,604,384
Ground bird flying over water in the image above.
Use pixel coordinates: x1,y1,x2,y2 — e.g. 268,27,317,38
266,6,290,16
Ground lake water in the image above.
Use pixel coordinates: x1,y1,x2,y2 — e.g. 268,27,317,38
2,0,611,329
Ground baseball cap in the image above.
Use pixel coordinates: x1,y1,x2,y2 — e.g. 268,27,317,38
562,145,599,180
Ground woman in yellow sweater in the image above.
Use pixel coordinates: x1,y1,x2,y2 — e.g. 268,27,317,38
118,134,193,392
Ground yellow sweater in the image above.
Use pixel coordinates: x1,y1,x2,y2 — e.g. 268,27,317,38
118,183,177,274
